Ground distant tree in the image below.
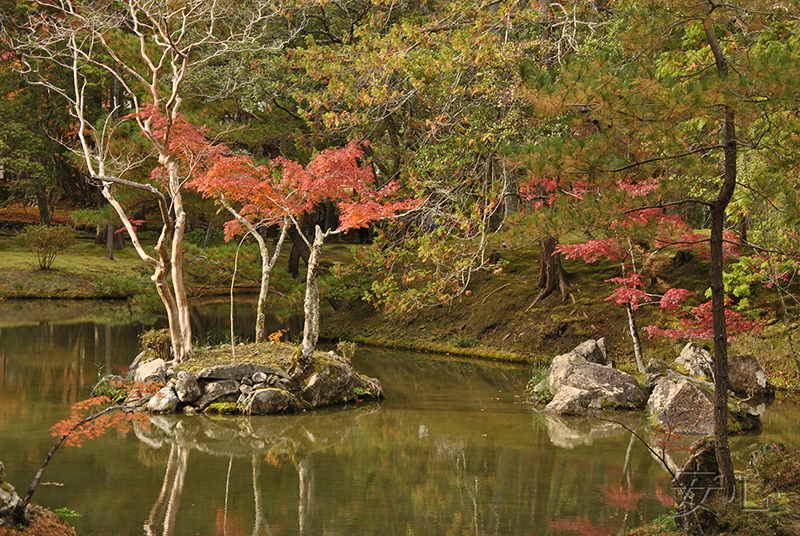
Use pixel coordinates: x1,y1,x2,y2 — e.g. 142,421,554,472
16,225,76,270
3,0,302,362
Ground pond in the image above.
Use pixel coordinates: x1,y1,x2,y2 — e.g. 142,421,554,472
1,299,797,535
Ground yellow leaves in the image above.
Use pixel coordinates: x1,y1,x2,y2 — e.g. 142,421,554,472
268,329,288,344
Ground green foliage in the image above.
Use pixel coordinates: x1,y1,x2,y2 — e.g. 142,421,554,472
91,375,129,404
524,364,552,403
90,272,145,298
54,507,81,519
16,225,76,270
185,226,225,248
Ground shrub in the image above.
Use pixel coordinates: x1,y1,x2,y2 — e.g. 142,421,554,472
139,328,172,361
16,224,76,270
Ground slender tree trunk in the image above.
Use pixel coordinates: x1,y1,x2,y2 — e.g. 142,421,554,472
165,160,193,362
626,304,646,373
221,198,289,343
705,13,737,499
294,226,325,381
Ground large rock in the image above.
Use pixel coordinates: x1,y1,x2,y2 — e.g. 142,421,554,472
648,372,761,435
195,380,240,410
174,371,202,403
134,358,167,384
196,364,275,382
648,373,715,435
301,363,358,408
245,388,303,415
675,342,714,379
728,354,774,399
571,338,608,366
147,386,180,413
0,461,22,526
543,350,647,415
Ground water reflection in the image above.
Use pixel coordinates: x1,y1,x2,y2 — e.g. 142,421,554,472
0,303,797,535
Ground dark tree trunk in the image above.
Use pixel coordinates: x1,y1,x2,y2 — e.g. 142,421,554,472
35,189,53,226
705,13,736,498
527,234,568,309
287,225,311,279
203,219,215,248
106,222,115,260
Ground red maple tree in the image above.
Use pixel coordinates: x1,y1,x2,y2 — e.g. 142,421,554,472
192,139,419,374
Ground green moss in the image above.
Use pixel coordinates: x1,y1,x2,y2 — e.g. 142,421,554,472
206,402,238,414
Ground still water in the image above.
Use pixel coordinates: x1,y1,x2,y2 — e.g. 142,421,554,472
1,300,796,535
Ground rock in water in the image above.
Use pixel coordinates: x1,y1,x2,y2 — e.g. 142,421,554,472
147,386,179,413
0,461,22,527
174,371,202,403
542,345,646,415
134,358,167,384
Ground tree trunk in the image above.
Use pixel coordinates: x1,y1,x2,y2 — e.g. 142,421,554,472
220,197,289,343
527,235,568,309
626,304,646,373
705,13,737,499
166,160,193,362
287,224,311,278
294,225,325,381
35,188,52,226
203,219,215,248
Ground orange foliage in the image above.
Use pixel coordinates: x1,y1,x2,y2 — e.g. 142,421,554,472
50,395,149,447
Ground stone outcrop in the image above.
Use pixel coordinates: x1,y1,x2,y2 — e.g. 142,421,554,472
728,354,774,399
125,357,384,416
147,386,180,413
134,358,167,384
647,371,761,435
0,461,22,527
541,341,647,415
648,373,716,435
675,342,714,379
570,338,608,366
531,340,764,437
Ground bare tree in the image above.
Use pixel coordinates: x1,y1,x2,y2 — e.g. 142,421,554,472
4,0,302,362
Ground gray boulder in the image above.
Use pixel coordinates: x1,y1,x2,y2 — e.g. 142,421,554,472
571,338,608,366
134,358,167,384
648,372,761,435
196,364,275,382
0,461,22,526
195,380,240,410
245,388,303,415
542,350,647,415
728,354,774,399
648,373,715,435
675,342,714,379
147,386,179,413
301,363,358,408
174,371,202,403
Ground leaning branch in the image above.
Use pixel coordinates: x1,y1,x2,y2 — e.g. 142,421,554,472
18,404,133,516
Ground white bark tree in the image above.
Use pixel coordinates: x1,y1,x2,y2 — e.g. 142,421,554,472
5,0,301,362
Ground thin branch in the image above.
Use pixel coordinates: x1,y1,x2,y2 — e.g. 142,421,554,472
601,144,725,173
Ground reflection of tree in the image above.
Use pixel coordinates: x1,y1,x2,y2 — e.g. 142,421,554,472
250,455,271,536
144,444,189,536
